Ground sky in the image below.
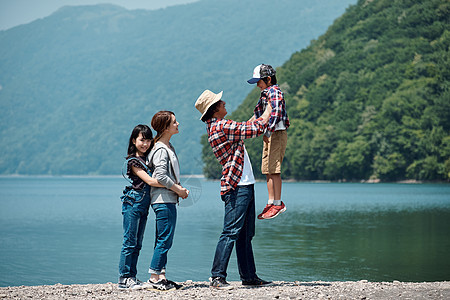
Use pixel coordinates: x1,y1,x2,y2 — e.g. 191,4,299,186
0,0,199,30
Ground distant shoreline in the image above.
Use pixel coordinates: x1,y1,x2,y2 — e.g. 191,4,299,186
0,174,206,179
1,175,448,184
1,281,449,299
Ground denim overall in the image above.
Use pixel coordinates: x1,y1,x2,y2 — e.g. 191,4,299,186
118,158,151,281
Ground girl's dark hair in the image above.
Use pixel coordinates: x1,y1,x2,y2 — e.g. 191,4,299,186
126,124,153,158
201,100,223,122
262,75,277,85
151,111,175,144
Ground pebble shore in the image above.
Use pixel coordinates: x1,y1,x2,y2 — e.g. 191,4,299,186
1,280,449,299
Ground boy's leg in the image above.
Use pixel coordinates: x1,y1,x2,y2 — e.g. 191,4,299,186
258,137,273,219
256,175,273,219
266,175,275,201
266,173,281,201
272,174,282,201
262,131,286,219
260,130,288,219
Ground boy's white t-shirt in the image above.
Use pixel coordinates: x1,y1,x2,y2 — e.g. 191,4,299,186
238,146,256,186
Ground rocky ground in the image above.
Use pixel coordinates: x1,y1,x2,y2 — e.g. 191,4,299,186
1,280,449,299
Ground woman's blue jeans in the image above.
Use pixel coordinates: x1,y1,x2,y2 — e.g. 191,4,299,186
211,184,257,281
149,203,177,274
118,185,150,279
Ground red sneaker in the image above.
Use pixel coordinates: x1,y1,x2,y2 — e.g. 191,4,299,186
257,204,273,220
261,201,286,219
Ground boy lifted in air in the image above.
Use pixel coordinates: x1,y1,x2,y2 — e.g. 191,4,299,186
248,64,290,220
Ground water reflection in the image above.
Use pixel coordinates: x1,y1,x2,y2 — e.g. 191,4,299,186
253,182,450,282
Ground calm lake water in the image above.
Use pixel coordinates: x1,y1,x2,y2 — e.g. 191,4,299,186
0,176,449,287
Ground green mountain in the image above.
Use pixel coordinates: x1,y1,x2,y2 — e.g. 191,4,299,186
202,0,450,181
0,0,356,175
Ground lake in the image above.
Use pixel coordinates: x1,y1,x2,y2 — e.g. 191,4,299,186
0,176,449,287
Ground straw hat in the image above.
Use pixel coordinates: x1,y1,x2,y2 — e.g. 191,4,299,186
195,90,223,120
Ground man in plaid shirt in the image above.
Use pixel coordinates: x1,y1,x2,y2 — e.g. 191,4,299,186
195,89,272,290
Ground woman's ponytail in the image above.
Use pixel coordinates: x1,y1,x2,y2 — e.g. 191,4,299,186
151,111,175,143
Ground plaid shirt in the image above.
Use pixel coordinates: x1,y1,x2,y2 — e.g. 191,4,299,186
254,85,290,135
206,117,266,195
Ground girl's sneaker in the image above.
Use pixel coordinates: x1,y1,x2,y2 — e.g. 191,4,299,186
150,279,176,291
257,204,273,219
118,277,143,290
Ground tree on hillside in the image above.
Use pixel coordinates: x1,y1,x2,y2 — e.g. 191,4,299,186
202,0,450,182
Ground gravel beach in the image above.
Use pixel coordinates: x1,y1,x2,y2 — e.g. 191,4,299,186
1,280,449,299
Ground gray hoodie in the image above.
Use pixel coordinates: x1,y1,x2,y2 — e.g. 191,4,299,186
147,142,180,204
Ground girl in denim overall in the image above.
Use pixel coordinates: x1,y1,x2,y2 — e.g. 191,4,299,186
118,124,163,290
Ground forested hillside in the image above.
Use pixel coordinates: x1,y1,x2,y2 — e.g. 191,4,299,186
0,0,356,175
202,0,450,181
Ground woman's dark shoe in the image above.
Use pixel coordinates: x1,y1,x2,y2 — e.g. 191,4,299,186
166,279,183,290
149,279,176,291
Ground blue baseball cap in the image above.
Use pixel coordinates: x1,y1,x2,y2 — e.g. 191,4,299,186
247,64,276,84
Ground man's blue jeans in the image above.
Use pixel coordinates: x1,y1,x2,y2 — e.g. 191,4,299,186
211,184,257,281
149,203,177,274
119,185,150,279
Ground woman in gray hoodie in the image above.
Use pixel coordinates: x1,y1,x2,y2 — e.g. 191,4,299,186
146,111,189,291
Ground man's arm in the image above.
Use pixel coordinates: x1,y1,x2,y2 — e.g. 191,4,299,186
223,102,272,142
260,101,272,124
